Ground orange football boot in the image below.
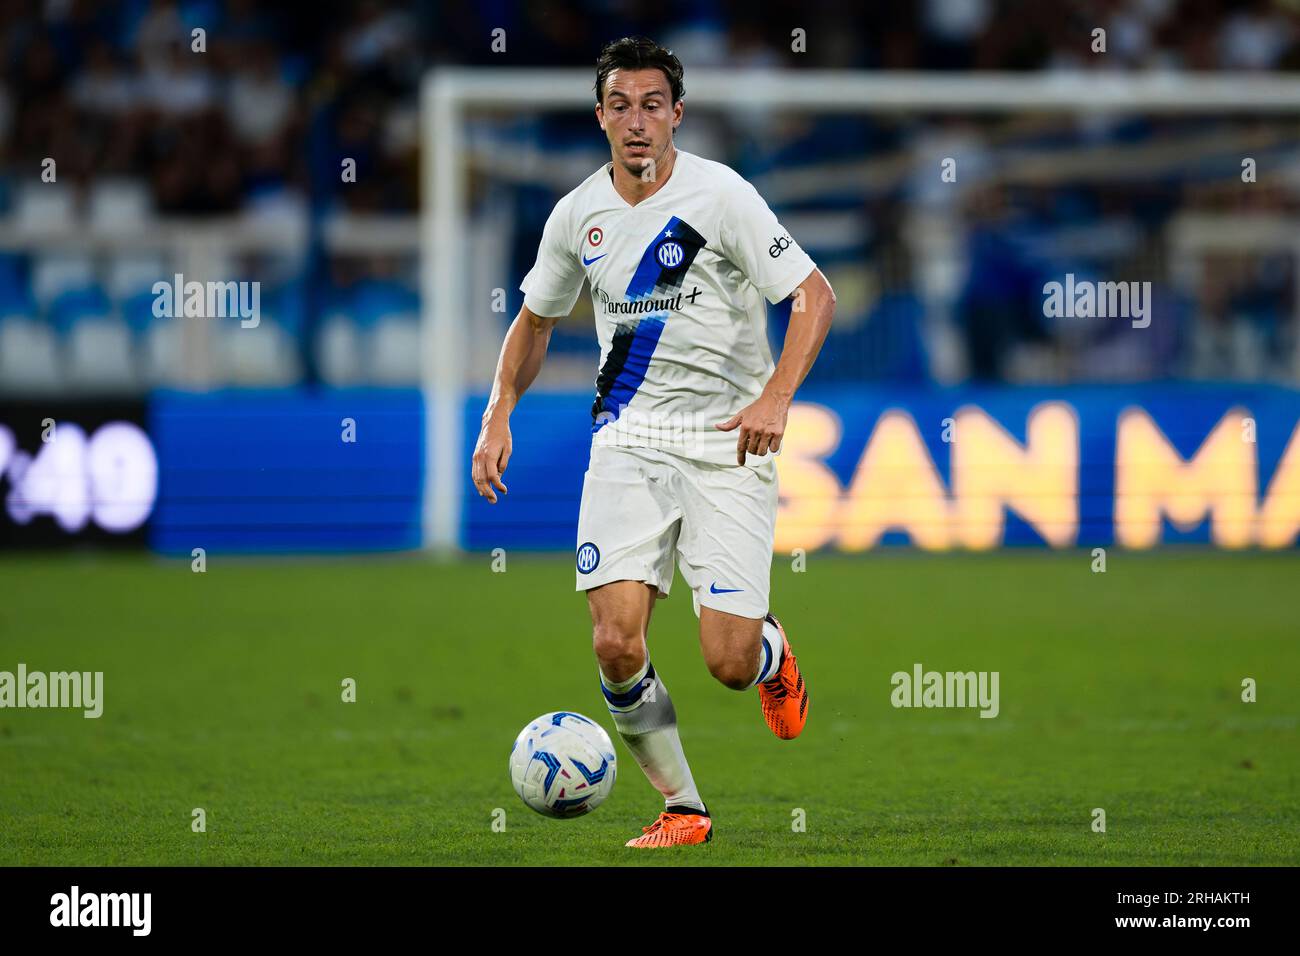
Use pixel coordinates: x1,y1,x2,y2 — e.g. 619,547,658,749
758,613,808,739
625,810,712,848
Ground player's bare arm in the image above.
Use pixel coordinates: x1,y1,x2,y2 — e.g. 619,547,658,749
715,267,836,465
472,304,560,504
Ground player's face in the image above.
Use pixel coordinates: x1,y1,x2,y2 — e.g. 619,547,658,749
596,68,682,177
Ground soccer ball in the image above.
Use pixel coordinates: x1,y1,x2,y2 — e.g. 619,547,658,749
509,711,617,818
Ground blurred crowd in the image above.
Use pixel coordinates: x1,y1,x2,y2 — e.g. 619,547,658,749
0,0,1296,390
2,0,1296,217
0,0,423,215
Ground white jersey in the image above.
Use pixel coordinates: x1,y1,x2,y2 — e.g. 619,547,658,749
520,148,816,467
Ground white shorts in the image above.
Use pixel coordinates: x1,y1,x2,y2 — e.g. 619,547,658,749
574,444,777,619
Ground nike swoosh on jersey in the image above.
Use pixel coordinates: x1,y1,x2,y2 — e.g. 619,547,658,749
582,253,606,266
709,582,744,594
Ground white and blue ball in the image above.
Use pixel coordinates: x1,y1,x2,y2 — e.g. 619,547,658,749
509,711,617,818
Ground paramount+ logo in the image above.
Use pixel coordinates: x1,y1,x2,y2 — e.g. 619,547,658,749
768,234,792,259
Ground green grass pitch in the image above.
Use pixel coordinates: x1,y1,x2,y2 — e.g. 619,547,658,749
1,550,1297,866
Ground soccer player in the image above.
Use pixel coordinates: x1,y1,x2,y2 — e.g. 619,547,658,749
471,36,835,847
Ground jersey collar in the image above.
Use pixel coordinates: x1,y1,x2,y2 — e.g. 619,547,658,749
602,147,687,209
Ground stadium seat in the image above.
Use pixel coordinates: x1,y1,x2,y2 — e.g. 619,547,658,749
31,255,97,312
66,314,138,392
88,179,153,229
143,317,185,387
14,182,75,234
0,255,36,317
0,314,63,394
317,312,365,386
368,315,420,384
107,253,168,304
216,320,302,386
347,277,420,384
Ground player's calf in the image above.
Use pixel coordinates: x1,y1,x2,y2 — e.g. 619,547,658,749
698,608,767,689
703,654,759,690
590,581,708,822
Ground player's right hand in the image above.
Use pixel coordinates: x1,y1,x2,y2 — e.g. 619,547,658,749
471,416,512,504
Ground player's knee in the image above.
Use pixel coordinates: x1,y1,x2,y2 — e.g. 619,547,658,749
705,654,756,691
591,620,645,680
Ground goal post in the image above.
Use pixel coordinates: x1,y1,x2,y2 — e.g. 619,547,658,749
419,68,1300,553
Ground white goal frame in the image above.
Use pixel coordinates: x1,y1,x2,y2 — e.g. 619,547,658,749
420,68,1300,552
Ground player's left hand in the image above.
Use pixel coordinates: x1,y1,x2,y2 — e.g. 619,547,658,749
715,391,789,465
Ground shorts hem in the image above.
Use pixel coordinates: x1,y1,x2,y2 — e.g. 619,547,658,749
576,567,671,599
695,590,768,620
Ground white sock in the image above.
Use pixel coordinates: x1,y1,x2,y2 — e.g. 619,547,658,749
749,616,785,687
599,661,705,813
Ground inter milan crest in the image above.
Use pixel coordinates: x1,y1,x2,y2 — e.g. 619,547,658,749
656,239,684,268
642,219,705,294
576,542,601,574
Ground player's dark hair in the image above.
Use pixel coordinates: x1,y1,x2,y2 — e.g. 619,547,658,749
594,36,685,106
